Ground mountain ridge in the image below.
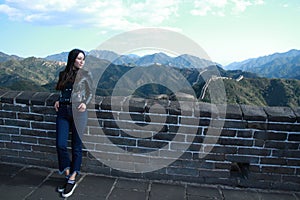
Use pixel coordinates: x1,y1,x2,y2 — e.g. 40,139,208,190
45,50,219,69
1,49,300,107
224,49,300,79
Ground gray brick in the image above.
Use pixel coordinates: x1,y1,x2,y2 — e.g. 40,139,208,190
265,140,299,150
5,142,32,151
173,125,199,135
177,100,194,116
17,113,44,121
267,123,300,132
11,135,38,145
0,91,21,104
97,110,115,119
0,89,8,98
237,130,253,138
5,119,30,128
238,147,271,156
247,121,267,130
272,149,299,158
0,126,19,134
38,138,56,146
217,104,243,119
145,99,169,115
264,106,297,122
240,104,267,121
101,96,123,111
226,155,259,163
287,159,300,167
2,104,29,112
282,175,300,184
219,138,253,146
209,146,238,154
167,166,199,176
109,136,137,146
31,92,51,105
31,106,56,115
0,111,17,119
21,128,50,138
291,107,300,122
260,157,287,165
195,102,219,118
168,101,181,115
200,169,230,178
254,131,287,141
288,133,300,141
31,145,57,153
248,172,281,181
220,129,236,137
223,120,247,129
125,98,146,113
45,93,60,106
31,122,56,131
137,139,168,149
102,127,120,136
15,91,36,105
0,132,11,141
261,166,295,175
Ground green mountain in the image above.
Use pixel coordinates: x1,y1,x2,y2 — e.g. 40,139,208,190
1,51,300,107
0,56,65,92
224,49,300,79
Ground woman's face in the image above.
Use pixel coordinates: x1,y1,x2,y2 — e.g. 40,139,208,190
73,52,85,69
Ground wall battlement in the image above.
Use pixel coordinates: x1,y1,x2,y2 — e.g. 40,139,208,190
0,89,299,191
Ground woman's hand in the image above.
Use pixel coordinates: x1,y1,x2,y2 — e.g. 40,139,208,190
77,103,87,112
54,101,59,112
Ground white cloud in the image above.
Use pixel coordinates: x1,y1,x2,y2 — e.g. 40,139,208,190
0,4,22,19
5,0,76,12
0,0,180,31
190,0,265,16
231,0,252,13
0,0,266,31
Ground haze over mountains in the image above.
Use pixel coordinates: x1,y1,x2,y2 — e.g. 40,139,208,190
0,49,300,107
46,50,219,69
45,49,300,80
224,49,300,79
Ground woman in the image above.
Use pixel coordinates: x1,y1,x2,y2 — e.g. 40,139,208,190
54,48,93,198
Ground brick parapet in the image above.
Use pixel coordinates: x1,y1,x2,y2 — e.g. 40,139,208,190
0,90,299,191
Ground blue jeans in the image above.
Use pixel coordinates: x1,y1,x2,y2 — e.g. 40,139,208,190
56,104,88,176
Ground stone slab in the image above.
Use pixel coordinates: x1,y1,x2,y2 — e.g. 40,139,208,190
222,189,259,200
149,182,185,200
69,175,116,200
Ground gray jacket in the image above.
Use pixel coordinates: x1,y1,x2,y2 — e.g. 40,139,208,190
71,69,94,105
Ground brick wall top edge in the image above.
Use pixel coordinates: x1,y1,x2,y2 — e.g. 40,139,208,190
263,106,297,122
292,107,300,122
240,104,267,121
0,89,8,98
0,90,22,104
1,90,300,122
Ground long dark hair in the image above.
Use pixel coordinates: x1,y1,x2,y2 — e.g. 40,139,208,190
56,49,85,90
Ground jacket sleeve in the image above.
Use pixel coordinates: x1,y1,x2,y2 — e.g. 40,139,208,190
84,70,94,105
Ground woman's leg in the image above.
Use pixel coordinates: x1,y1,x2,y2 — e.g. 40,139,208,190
70,109,88,178
61,109,87,198
56,107,71,175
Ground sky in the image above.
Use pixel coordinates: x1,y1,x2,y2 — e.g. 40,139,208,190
0,0,299,65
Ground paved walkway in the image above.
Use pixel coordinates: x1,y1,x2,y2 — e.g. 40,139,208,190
0,162,299,200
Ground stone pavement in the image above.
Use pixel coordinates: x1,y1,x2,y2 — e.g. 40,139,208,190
0,162,299,200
